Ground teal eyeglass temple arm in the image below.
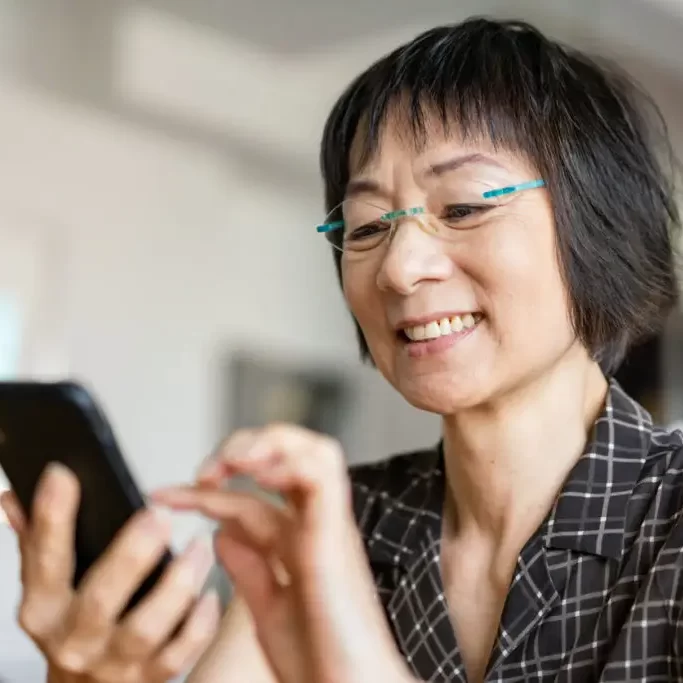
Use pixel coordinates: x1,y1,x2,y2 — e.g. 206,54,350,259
481,179,545,199
316,179,546,233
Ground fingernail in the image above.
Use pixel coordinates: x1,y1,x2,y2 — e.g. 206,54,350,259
39,462,73,505
46,461,73,480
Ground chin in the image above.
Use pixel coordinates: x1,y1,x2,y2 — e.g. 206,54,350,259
393,370,494,415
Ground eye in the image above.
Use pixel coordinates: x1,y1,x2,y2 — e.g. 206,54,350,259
442,204,486,221
347,221,390,241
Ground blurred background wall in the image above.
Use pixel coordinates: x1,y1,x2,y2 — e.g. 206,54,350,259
0,1,682,680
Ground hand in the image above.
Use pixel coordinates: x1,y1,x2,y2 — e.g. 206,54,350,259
152,424,414,683
0,463,221,683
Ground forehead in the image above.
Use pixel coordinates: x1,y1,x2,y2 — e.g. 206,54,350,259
348,108,537,184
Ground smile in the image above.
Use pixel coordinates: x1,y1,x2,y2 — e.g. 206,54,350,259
402,313,483,342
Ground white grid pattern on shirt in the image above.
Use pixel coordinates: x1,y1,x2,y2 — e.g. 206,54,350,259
350,380,683,682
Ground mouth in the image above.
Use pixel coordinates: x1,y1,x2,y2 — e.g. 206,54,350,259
399,312,484,343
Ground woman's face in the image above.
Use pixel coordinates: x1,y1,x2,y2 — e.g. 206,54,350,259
342,117,579,414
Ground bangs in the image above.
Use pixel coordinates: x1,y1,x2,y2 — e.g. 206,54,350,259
320,16,680,374
321,19,552,208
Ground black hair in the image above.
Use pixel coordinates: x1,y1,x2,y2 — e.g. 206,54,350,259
319,17,680,375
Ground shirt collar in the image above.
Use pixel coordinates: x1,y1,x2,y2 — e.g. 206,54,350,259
543,378,652,559
367,379,653,566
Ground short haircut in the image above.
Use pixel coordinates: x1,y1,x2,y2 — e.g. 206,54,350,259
319,17,680,375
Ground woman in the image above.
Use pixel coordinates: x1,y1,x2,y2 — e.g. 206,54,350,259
2,16,682,683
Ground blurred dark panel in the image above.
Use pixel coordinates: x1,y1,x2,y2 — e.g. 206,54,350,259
229,351,352,438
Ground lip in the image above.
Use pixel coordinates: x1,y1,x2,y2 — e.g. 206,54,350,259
398,316,483,359
394,310,482,331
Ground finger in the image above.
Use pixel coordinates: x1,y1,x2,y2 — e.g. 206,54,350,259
197,429,257,484
25,463,80,590
222,424,317,468
214,530,280,623
112,537,214,661
196,425,325,483
146,590,221,682
0,490,27,535
17,464,79,645
226,426,349,520
198,425,348,508
152,488,289,552
57,508,171,659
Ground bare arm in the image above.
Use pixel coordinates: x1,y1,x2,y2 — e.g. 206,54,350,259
187,595,276,683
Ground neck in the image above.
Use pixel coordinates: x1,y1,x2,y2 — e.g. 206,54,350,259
441,347,608,549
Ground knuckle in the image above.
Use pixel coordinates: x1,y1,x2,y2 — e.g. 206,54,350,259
154,651,185,678
33,546,59,577
123,622,159,654
49,646,88,674
17,598,47,639
79,586,113,625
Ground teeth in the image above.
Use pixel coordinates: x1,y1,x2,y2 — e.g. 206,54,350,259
412,325,426,341
424,321,441,339
403,313,481,342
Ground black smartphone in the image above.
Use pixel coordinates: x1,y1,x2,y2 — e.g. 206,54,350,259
0,380,173,616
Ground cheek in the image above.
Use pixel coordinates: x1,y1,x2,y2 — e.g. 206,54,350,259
472,214,571,336
342,261,382,333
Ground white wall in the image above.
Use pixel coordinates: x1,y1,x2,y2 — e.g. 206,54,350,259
0,1,682,680
0,7,439,680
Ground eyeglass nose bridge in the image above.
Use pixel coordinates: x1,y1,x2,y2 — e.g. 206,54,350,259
382,206,439,245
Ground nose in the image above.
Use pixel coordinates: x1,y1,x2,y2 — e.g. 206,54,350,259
375,219,454,295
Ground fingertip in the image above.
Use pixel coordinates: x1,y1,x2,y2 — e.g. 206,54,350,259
149,487,195,510
36,461,80,502
196,460,222,484
45,461,79,486
150,485,184,499
147,505,174,536
0,491,26,533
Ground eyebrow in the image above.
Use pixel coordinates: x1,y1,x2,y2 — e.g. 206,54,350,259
427,153,507,177
345,153,508,199
345,178,386,200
